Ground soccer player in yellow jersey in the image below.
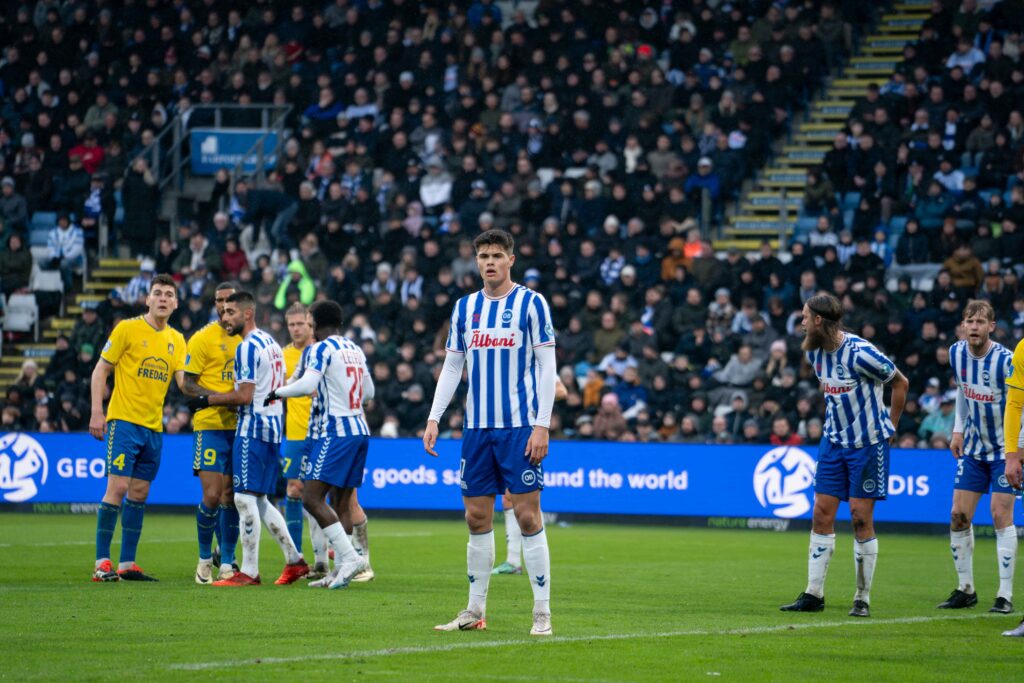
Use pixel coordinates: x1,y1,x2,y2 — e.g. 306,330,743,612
280,304,319,573
1001,337,1024,637
182,282,241,584
89,274,186,582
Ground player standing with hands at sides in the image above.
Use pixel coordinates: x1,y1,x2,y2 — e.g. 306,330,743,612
937,301,1018,614
780,293,909,617
186,292,309,586
279,303,329,578
1001,332,1024,637
182,282,242,584
266,300,372,590
423,229,557,636
90,274,186,582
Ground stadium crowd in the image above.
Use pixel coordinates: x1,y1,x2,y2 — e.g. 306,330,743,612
0,0,1022,448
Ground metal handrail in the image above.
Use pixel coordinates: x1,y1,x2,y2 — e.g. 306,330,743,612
228,106,291,189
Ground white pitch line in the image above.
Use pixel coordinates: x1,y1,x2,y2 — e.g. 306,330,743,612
168,612,1004,672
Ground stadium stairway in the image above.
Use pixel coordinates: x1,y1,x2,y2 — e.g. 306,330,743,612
715,1,928,254
0,259,139,395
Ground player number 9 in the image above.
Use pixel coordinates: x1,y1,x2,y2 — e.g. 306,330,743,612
203,448,217,466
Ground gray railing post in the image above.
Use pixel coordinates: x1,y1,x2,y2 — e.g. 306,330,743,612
701,188,712,237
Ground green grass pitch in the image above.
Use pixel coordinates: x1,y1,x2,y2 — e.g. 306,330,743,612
0,513,1019,681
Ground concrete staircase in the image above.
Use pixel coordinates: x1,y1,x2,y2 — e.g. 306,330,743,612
713,1,928,253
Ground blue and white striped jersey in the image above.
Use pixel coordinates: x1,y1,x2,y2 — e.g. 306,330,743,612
950,340,1013,461
234,328,284,443
446,284,556,429
300,336,371,439
807,333,897,448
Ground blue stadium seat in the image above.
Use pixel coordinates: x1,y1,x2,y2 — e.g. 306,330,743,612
888,216,907,235
842,192,861,211
30,212,57,232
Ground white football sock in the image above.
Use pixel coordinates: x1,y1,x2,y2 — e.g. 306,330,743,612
951,527,975,593
805,532,835,598
467,530,495,617
234,493,261,578
522,527,551,614
854,537,878,604
322,521,359,565
504,509,523,567
305,510,329,567
996,525,1017,601
352,519,370,563
255,495,301,564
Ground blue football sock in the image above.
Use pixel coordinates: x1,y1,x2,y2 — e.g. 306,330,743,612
219,504,240,566
285,496,304,554
95,502,120,562
196,503,218,560
119,499,146,565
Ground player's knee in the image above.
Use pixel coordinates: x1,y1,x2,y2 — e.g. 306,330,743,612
515,510,542,535
950,510,971,530
464,508,490,533
105,479,129,501
812,501,835,526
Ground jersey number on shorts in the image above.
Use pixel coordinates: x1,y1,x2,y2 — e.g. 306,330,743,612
112,453,126,470
346,366,364,409
203,448,217,467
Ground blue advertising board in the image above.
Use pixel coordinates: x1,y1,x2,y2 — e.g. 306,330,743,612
189,128,278,175
0,432,1020,526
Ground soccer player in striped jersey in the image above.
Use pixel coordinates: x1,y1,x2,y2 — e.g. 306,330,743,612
937,300,1017,614
280,303,325,576
781,293,909,618
1001,334,1024,636
182,282,242,584
267,300,371,590
424,229,557,636
89,274,186,582
186,292,309,586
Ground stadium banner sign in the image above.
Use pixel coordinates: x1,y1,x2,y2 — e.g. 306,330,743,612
189,129,278,175
1,432,1020,526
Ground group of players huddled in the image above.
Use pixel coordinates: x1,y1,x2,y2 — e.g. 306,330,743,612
85,228,554,636
82,227,1023,638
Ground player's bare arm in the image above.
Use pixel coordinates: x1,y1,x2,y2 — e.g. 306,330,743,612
88,359,114,440
181,372,211,397
887,369,909,444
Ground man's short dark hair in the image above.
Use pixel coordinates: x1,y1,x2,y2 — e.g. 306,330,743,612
216,280,240,292
473,228,515,254
310,300,343,330
150,274,177,292
226,291,255,309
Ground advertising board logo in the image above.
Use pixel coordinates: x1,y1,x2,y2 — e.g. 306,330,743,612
0,433,49,502
753,446,816,518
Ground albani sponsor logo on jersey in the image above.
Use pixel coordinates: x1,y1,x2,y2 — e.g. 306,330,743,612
821,382,853,395
963,385,996,402
469,328,521,349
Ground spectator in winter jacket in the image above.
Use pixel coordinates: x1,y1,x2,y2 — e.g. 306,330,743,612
0,176,28,235
0,233,32,295
942,242,984,292
47,213,84,291
275,260,316,310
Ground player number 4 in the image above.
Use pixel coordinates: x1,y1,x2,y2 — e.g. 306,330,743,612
346,366,364,409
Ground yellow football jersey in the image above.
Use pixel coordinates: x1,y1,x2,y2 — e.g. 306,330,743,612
1004,338,1024,453
185,321,242,431
283,343,313,441
101,316,187,432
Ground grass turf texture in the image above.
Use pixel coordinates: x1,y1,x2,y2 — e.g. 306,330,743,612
0,514,1019,681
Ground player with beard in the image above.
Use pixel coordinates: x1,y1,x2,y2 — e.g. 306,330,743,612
780,293,909,617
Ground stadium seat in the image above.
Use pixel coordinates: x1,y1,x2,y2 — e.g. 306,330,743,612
842,192,861,211
2,293,39,341
888,216,907,235
29,265,65,317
